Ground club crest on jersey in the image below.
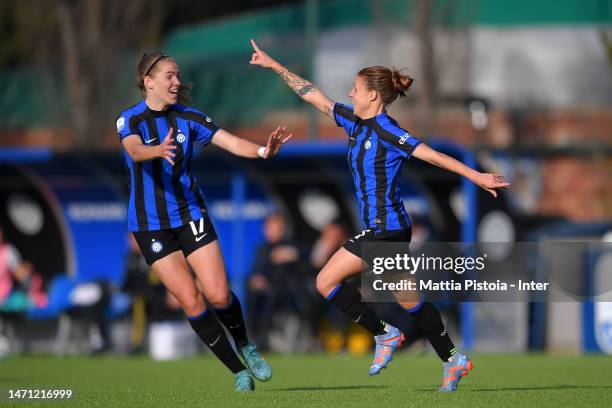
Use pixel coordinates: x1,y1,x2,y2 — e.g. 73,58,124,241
151,239,163,253
116,117,125,132
176,132,186,143
364,139,372,150
399,133,409,145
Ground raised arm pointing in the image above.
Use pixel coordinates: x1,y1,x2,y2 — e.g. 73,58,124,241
250,39,335,119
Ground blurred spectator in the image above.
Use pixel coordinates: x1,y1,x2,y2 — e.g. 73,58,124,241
0,226,47,312
64,280,112,354
309,221,362,352
121,234,182,353
247,213,314,350
122,234,152,352
310,221,349,269
0,226,46,353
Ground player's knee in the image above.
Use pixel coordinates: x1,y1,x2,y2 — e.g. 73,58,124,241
207,290,230,309
315,272,336,298
181,292,206,316
399,300,420,310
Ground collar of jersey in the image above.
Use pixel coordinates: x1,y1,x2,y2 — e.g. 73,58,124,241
148,108,169,118
140,100,175,117
357,110,388,125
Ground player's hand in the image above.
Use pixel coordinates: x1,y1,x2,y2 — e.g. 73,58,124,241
158,127,177,166
474,173,510,197
250,39,279,69
263,126,292,158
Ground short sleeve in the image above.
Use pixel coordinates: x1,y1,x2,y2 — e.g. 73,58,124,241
185,109,220,146
376,122,422,159
116,112,138,140
333,103,357,134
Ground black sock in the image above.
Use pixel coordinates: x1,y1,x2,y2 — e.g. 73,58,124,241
405,301,456,361
188,310,246,374
326,283,386,335
214,291,249,348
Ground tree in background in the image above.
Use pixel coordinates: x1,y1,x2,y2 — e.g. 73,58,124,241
413,0,437,139
0,0,162,149
56,0,163,149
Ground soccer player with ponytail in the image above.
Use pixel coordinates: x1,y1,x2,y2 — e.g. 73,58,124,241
250,39,509,392
116,52,292,392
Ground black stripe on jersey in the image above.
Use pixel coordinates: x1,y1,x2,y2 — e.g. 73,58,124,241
128,115,140,136
167,110,191,226
177,113,208,209
184,111,219,134
334,104,356,125
348,122,362,182
130,112,149,231
143,110,171,229
183,123,194,177
390,177,409,230
371,118,411,229
371,120,418,157
133,162,148,230
374,137,388,230
356,128,371,227
190,178,208,211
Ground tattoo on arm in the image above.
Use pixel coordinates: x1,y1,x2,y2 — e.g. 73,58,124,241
274,66,335,120
298,84,315,96
322,101,334,118
274,67,317,97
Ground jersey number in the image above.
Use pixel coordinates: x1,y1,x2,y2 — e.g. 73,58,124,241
189,219,205,236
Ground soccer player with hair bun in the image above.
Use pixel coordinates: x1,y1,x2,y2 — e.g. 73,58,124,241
250,39,509,392
116,52,292,392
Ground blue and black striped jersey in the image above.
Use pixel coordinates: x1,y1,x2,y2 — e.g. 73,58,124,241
116,100,219,232
334,103,422,231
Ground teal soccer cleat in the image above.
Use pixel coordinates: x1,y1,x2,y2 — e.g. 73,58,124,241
239,343,272,382
368,325,405,376
234,369,255,392
438,353,473,392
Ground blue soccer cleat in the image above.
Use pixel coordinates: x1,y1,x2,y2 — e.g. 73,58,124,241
438,353,473,392
239,343,272,382
368,325,405,376
234,369,255,392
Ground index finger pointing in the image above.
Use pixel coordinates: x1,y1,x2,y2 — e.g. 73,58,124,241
250,38,261,52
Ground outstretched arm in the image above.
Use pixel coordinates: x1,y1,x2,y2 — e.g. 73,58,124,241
211,127,292,159
122,128,177,165
412,143,510,197
250,39,335,119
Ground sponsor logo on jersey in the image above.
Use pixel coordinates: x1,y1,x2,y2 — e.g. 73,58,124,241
116,117,125,132
399,133,409,145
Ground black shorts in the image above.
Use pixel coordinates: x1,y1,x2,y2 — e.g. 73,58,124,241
343,227,412,262
133,215,218,265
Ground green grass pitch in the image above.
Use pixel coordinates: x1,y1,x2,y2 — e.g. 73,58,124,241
1,353,611,407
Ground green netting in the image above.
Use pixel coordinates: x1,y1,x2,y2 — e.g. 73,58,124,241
475,0,612,26
165,0,612,59
0,69,68,129
177,52,308,126
2,0,611,130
